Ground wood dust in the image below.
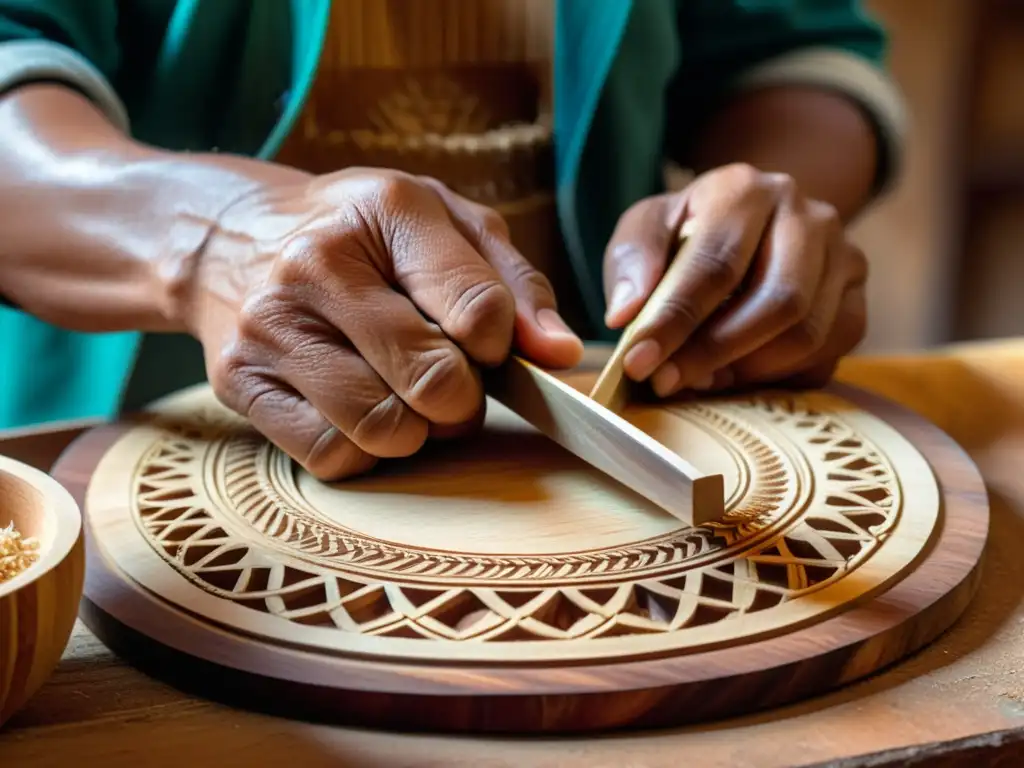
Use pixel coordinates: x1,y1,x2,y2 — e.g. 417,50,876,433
0,520,39,583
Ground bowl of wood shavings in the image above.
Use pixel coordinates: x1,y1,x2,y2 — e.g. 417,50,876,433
0,453,84,728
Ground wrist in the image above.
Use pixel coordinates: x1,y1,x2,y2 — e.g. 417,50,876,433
0,84,310,334
131,152,312,335
687,86,878,221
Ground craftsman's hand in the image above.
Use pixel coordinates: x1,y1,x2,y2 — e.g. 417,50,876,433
184,168,582,480
602,163,868,396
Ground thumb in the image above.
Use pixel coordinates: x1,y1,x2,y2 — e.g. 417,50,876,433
504,258,583,369
467,225,582,369
603,192,687,328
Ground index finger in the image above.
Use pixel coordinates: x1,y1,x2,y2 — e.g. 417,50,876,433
376,178,519,367
417,177,583,369
621,188,777,382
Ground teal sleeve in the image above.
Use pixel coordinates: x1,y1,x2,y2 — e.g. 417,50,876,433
665,0,901,191
677,0,886,70
0,0,120,76
0,0,128,133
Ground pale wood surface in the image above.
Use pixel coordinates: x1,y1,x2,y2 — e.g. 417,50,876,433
50,360,971,733
3,338,1024,764
485,354,723,526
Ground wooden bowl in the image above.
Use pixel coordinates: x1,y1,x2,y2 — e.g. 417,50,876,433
0,454,84,727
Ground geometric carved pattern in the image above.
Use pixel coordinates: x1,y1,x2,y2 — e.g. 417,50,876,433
125,392,911,653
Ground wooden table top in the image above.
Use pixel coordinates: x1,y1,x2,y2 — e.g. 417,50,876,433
3,339,1024,767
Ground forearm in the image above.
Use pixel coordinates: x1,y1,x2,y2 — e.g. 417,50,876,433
0,83,309,333
687,85,880,221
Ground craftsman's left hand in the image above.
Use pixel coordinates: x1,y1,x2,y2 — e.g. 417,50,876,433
602,163,868,397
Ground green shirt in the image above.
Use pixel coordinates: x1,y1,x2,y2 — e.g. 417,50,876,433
0,0,903,428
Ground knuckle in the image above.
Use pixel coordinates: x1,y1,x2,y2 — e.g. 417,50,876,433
228,372,281,423
403,347,475,418
373,173,427,211
764,171,799,201
506,256,555,296
723,162,763,192
448,278,515,337
302,445,342,481
764,283,812,325
236,292,273,341
303,429,373,481
278,334,334,376
523,268,556,302
652,292,704,332
208,341,254,398
414,173,450,195
351,393,427,457
240,385,282,422
273,234,325,284
478,208,511,241
789,316,829,351
236,286,297,346
690,236,746,293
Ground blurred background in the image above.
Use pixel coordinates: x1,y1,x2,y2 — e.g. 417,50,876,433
852,0,1024,352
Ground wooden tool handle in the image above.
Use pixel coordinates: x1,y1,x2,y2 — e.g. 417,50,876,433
589,219,700,414
484,354,725,526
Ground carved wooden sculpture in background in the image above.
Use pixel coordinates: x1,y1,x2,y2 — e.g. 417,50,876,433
51,351,989,734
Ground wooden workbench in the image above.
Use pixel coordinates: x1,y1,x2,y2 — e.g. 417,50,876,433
2,339,1024,767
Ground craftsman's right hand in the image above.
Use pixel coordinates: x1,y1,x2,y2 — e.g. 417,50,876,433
183,168,583,480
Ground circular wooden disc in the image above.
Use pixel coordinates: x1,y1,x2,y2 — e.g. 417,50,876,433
53,371,989,734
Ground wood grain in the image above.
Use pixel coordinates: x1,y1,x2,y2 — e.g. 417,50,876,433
484,355,724,526
0,455,85,727
4,340,1024,767
79,375,941,666
45,370,988,734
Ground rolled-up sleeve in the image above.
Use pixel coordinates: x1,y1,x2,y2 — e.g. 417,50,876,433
0,1,128,132
668,0,907,197
0,1,127,310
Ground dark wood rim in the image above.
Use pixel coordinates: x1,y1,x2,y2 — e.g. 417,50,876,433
53,382,990,733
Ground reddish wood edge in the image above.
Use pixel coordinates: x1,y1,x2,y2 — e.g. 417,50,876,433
52,383,990,734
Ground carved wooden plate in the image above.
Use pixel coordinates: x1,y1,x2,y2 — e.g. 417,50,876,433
52,363,989,734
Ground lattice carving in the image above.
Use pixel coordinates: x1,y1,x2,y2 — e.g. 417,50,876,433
119,390,916,655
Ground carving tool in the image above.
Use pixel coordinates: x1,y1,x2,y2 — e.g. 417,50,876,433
483,355,724,527
589,218,700,415
483,218,727,527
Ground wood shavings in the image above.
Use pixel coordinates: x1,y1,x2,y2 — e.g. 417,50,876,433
0,521,39,583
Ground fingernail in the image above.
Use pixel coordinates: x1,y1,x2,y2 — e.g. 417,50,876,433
652,361,681,397
623,338,662,380
536,308,576,338
605,279,639,322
